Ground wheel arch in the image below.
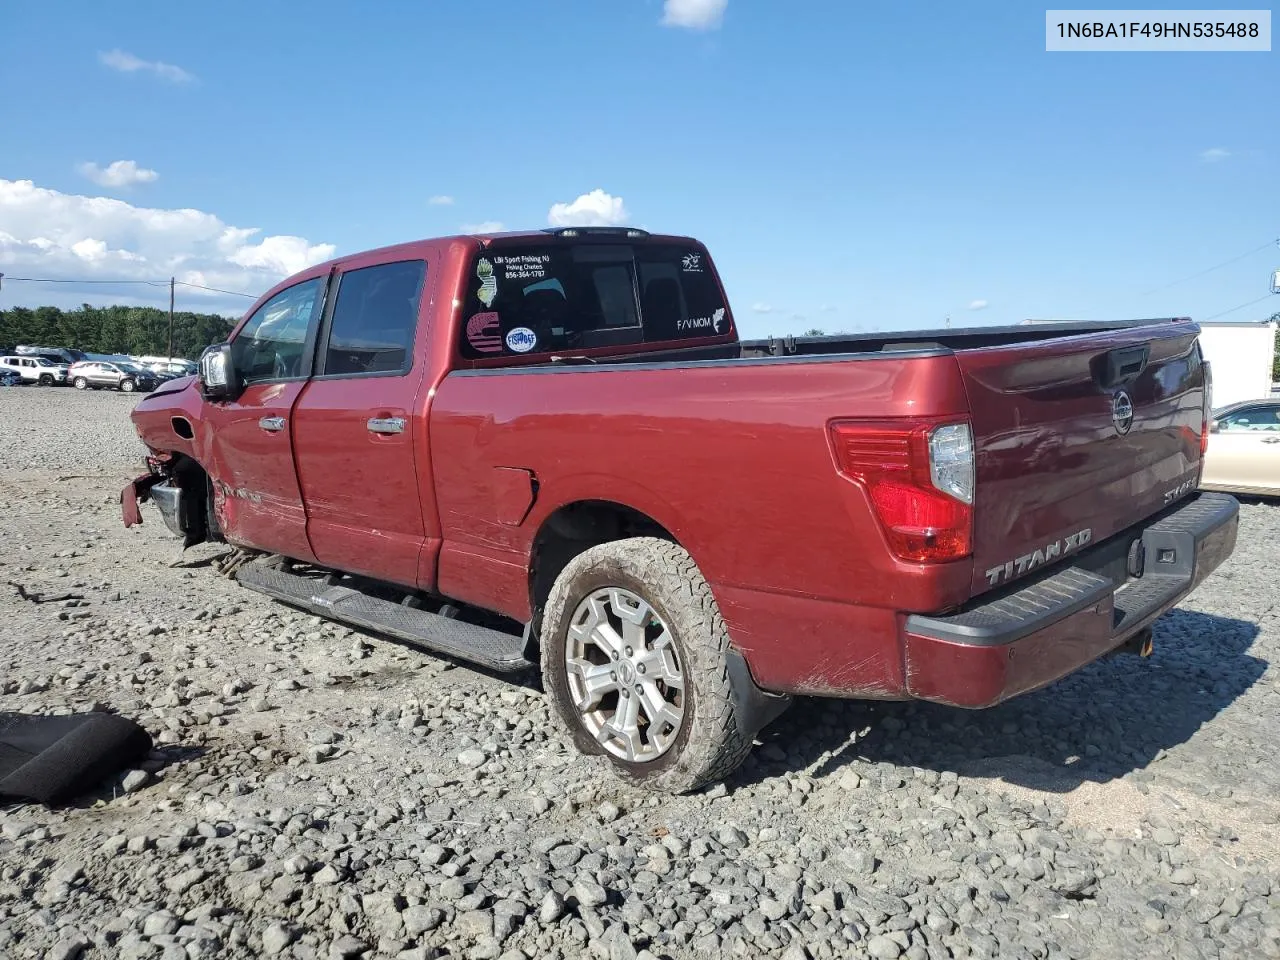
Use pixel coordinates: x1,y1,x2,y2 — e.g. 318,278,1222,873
528,498,683,635
155,450,223,547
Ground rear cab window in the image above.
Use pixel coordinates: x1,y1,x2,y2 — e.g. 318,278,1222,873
320,260,426,377
457,236,732,361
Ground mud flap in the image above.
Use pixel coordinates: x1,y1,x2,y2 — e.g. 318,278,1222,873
727,649,792,738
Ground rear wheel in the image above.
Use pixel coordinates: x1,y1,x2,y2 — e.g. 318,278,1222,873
120,379,135,393
540,537,755,794
73,377,88,390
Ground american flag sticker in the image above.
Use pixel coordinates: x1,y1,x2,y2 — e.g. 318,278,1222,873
466,312,504,353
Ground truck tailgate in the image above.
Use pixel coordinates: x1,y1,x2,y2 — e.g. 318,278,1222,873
958,322,1206,598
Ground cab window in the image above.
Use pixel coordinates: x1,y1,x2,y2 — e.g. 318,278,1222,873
232,278,323,384
458,242,730,359
322,260,426,376
1218,406,1280,431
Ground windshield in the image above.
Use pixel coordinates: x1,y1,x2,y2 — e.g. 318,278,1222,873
33,358,58,367
459,241,731,359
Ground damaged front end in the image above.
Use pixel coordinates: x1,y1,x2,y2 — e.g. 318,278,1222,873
121,452,220,549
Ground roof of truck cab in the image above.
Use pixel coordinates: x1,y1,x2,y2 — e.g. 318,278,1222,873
470,228,699,245
313,229,700,269
242,229,707,322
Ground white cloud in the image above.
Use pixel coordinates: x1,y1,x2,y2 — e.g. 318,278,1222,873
99,49,193,83
77,159,159,188
228,235,332,275
547,189,629,227
461,221,506,234
751,303,774,313
1199,147,1231,163
661,0,728,30
0,178,335,302
968,299,989,310
429,195,455,206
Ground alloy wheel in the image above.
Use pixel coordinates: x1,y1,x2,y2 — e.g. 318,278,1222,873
564,587,686,763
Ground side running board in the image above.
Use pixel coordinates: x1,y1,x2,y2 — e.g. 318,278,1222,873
235,562,533,673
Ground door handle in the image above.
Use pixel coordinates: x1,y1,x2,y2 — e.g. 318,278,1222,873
1262,437,1280,444
367,416,406,435
258,416,286,433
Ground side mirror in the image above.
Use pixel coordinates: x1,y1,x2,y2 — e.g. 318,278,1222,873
198,343,239,400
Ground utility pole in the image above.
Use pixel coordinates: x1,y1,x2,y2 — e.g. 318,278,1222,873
167,276,175,361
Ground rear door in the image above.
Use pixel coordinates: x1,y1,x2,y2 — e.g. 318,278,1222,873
199,276,326,561
957,323,1207,596
292,255,433,588
1203,403,1280,494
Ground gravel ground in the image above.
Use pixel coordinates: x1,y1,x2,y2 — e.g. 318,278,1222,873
2,385,1279,960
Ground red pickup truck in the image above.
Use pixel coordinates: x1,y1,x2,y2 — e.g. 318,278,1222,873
124,227,1238,793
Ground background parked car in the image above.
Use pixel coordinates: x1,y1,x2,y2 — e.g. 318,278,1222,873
0,354,69,385
1200,398,1280,497
67,361,159,393
0,368,23,387
14,344,87,366
135,357,198,378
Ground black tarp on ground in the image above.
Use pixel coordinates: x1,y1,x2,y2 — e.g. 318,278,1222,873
0,712,152,805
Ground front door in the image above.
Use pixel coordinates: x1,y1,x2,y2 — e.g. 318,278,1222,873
199,275,327,560
292,256,432,587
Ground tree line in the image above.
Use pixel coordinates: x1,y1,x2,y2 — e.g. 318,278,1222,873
0,303,237,359
1273,314,1280,380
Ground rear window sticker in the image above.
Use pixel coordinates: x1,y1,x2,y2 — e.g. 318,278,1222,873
675,307,726,334
466,312,503,354
505,327,538,353
476,258,498,308
494,254,551,282
681,253,703,272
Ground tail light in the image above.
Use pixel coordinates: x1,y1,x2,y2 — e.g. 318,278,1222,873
830,418,974,563
1200,358,1213,458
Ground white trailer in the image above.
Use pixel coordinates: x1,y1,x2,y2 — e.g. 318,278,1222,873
1195,320,1277,411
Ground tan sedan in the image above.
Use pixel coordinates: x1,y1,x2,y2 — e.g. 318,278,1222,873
1201,399,1280,496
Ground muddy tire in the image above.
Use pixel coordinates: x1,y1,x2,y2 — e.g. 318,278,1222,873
73,377,88,390
540,537,754,794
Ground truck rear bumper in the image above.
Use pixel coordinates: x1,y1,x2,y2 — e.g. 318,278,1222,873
903,492,1239,708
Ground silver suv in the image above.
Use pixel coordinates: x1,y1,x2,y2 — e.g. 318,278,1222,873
0,355,69,386
67,361,159,393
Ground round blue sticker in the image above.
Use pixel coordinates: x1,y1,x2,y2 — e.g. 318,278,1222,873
505,327,537,353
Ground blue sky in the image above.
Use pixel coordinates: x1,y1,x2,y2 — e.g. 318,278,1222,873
1,0,1277,336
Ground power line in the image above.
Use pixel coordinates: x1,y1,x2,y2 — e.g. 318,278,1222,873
174,280,258,298
3,276,170,286
1201,292,1276,322
1142,238,1279,295
3,276,260,298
